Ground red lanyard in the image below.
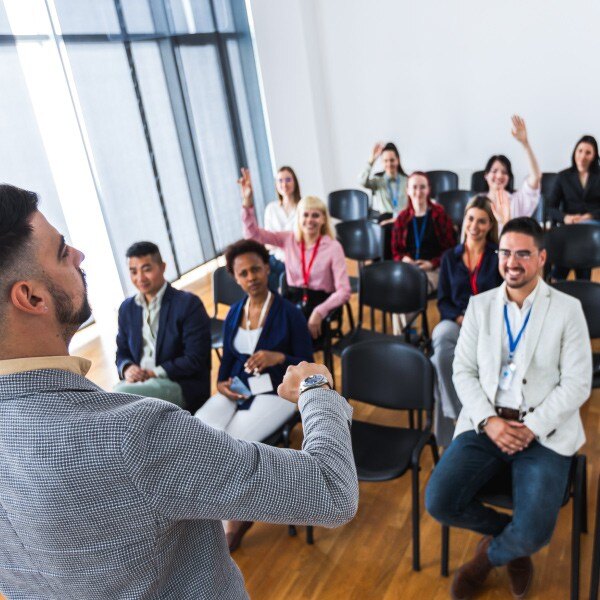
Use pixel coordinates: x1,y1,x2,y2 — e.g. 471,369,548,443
465,244,484,295
300,236,322,301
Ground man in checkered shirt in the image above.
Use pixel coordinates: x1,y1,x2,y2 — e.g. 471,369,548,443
0,184,358,599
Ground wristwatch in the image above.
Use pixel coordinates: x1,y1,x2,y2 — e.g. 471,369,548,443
299,374,331,396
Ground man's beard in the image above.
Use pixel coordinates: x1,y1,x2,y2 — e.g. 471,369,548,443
45,269,92,343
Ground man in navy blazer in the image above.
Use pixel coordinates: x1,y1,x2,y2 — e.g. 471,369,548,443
115,241,211,412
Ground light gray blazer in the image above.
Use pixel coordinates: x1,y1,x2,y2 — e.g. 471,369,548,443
0,370,358,599
453,279,592,456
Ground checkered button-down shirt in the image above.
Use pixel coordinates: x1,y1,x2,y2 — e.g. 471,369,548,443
0,368,357,599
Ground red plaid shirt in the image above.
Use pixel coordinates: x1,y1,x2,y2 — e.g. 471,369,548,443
391,201,456,268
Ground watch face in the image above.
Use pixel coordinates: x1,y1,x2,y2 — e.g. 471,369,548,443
304,374,326,386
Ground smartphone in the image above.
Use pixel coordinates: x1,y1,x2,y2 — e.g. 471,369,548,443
230,376,252,398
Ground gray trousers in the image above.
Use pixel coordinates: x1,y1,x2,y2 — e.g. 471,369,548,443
431,319,462,447
113,378,184,408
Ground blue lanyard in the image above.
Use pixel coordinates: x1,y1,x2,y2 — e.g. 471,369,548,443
386,176,401,211
412,211,429,260
503,304,532,361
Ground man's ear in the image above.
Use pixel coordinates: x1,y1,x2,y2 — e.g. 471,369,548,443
10,281,48,316
538,248,547,268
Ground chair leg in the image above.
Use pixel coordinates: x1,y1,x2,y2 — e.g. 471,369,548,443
213,347,222,362
571,456,585,600
411,464,421,571
430,436,440,465
306,525,314,545
582,455,588,534
345,302,355,332
288,525,297,537
590,480,600,600
441,525,450,577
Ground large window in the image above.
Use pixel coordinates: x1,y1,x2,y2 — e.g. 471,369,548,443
0,0,273,293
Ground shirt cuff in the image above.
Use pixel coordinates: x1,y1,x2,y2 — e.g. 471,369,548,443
154,366,169,379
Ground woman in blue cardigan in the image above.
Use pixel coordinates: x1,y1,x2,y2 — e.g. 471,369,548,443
432,195,502,446
195,239,313,550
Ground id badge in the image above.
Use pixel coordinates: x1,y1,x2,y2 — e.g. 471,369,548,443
248,373,274,395
498,362,516,391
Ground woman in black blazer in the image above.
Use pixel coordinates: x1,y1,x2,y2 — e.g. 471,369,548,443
547,135,600,280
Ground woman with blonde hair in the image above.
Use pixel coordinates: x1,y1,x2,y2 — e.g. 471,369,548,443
432,195,502,445
239,168,350,339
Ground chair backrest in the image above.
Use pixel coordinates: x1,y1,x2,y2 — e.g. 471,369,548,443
436,190,472,228
342,339,434,411
359,261,428,314
551,280,600,338
328,189,369,221
545,223,600,270
212,265,245,310
426,170,459,197
541,172,558,197
335,219,384,261
471,170,514,193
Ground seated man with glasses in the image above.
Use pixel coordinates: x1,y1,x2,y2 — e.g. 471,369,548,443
426,217,592,600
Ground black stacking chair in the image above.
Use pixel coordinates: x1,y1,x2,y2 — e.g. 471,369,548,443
210,266,245,361
343,339,438,571
426,170,459,198
545,223,600,280
332,261,430,358
590,475,600,600
436,190,472,230
552,280,600,388
471,170,514,193
328,189,369,221
532,172,558,226
440,454,587,600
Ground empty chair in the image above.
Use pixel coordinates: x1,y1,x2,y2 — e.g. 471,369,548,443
552,280,600,388
210,266,245,360
531,172,559,225
545,223,600,278
342,338,438,571
436,190,472,229
328,189,369,221
541,172,558,197
471,169,515,193
426,170,459,198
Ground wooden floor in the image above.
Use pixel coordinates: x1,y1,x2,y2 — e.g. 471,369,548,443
9,262,599,600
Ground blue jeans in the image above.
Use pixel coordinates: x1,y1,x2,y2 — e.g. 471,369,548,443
425,431,572,565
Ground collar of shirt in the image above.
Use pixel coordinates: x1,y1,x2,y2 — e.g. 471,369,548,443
0,356,91,377
501,278,540,313
134,281,168,310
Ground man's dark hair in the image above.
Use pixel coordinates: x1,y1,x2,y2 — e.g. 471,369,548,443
500,217,545,249
0,185,40,317
225,239,269,275
126,241,163,263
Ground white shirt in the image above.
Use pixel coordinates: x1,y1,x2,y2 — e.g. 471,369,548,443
134,281,168,377
264,200,297,261
495,280,540,410
233,327,263,356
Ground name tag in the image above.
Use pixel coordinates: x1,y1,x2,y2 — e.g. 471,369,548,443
498,362,516,391
248,373,274,395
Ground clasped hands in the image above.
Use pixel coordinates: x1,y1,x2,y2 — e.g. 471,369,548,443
124,364,156,383
483,416,535,455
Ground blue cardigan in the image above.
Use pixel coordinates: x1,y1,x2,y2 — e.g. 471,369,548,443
218,293,314,397
437,242,502,321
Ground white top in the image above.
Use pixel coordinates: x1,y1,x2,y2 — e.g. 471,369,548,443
264,200,297,261
495,280,540,410
233,327,263,356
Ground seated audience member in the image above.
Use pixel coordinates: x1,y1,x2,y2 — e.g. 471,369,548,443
432,195,502,446
195,239,314,551
391,171,456,292
264,166,301,290
547,134,600,280
115,241,211,413
239,168,351,339
481,115,542,230
426,217,592,600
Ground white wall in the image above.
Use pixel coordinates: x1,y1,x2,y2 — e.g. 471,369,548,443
249,0,600,196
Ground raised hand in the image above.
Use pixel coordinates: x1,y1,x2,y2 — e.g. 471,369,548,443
370,142,384,164
490,190,511,226
238,167,254,207
277,361,333,404
511,115,529,145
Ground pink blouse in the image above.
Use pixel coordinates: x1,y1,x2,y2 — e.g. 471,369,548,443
510,179,541,220
242,207,351,318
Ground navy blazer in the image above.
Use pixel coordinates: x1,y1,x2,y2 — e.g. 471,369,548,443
218,293,313,401
116,284,211,411
437,242,502,321
547,168,600,223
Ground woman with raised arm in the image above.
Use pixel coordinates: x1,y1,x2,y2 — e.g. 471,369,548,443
431,195,502,446
263,166,301,290
195,239,313,552
239,168,351,340
547,134,600,280
481,115,542,230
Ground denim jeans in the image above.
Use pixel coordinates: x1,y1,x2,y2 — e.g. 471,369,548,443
425,430,572,565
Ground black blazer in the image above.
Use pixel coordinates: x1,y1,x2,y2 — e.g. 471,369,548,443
547,168,600,223
116,284,211,411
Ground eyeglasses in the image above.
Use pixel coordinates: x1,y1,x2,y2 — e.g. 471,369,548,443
495,249,538,261
277,177,293,184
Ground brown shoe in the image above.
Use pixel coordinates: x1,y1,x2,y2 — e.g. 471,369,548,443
507,556,533,599
451,536,494,600
226,521,254,552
